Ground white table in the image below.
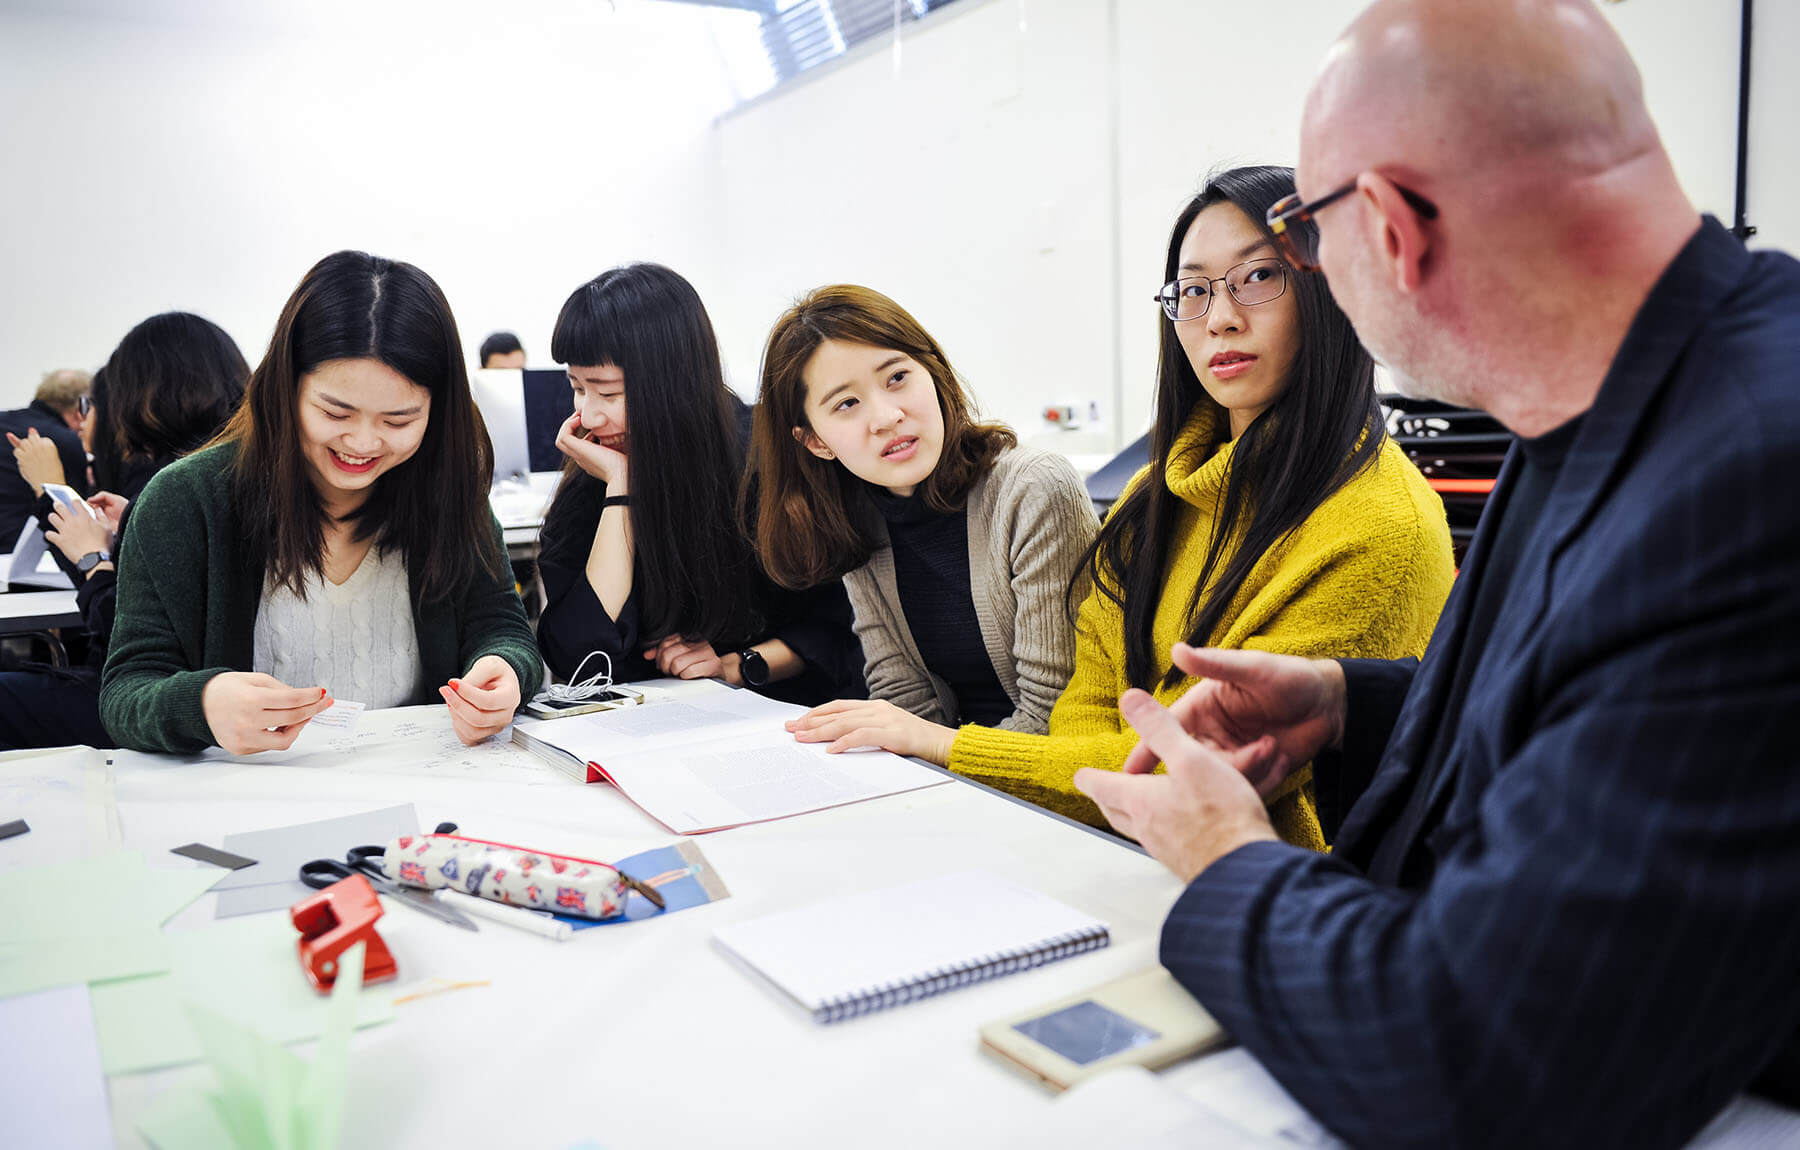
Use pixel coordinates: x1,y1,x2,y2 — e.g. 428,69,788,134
0,587,84,668
491,476,554,563
0,589,82,632
4,700,1790,1150
0,704,1294,1149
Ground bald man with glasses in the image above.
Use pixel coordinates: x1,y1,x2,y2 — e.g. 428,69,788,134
1076,2,1800,1146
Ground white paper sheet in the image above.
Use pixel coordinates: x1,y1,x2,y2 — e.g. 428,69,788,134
597,730,951,833
518,688,803,767
176,705,562,786
0,746,120,871
1686,1094,1800,1148
0,985,112,1150
1023,1065,1286,1149
0,519,75,591
1176,1047,1345,1147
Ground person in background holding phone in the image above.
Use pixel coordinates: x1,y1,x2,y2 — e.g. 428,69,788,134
0,317,246,749
100,251,542,755
1,368,91,550
534,263,864,704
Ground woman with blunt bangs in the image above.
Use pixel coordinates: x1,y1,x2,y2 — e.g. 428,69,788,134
101,251,543,755
748,285,1099,752
808,166,1454,851
0,313,247,749
534,263,863,704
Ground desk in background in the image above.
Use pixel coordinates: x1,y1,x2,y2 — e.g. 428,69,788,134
0,589,82,670
490,473,558,565
0,589,81,633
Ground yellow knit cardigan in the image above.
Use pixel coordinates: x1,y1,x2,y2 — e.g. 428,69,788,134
946,405,1456,851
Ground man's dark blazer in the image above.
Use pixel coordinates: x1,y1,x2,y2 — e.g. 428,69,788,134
1159,218,1800,1149
0,399,87,550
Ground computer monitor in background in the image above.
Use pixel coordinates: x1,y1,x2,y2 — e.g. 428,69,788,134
522,369,571,474
469,368,532,484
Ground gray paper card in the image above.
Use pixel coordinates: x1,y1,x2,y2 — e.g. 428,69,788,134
212,804,418,919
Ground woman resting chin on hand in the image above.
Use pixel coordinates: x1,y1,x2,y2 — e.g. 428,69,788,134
532,263,865,708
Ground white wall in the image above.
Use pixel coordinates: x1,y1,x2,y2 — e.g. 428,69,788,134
0,0,739,408
2,0,1790,447
710,0,1789,453
711,0,1117,453
1747,0,1800,255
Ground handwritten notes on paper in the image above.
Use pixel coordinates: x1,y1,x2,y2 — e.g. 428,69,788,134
190,705,564,785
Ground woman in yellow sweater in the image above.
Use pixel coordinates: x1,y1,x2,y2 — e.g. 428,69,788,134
789,165,1454,849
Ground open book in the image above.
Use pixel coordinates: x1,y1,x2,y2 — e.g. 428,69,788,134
512,682,951,834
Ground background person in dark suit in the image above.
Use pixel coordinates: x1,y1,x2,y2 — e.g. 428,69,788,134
1,368,91,548
1074,1,1800,1147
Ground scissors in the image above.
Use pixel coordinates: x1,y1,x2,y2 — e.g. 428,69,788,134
298,844,479,932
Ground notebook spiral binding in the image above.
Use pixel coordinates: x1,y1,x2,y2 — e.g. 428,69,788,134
812,925,1111,1024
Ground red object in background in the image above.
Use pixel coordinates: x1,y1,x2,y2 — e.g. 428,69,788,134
1428,478,1496,495
291,873,398,993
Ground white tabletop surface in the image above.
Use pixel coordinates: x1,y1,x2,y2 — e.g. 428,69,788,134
0,588,82,628
1,697,1292,1150
2,689,1789,1149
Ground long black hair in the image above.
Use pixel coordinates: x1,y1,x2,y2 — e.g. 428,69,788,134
541,263,760,644
217,250,504,602
92,312,248,494
1080,165,1384,690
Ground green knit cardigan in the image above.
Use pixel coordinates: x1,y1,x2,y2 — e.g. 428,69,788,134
99,443,544,753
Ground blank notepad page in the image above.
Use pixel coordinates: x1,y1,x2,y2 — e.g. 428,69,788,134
714,871,1110,1022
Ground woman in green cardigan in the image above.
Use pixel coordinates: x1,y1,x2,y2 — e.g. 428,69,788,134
100,251,543,755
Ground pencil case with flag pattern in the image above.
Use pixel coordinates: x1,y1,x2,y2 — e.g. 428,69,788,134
380,830,663,920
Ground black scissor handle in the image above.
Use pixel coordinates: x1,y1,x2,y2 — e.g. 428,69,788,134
345,844,388,872
298,857,357,890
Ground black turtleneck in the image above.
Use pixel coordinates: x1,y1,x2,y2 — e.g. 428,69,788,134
866,485,1013,727
1366,412,1585,885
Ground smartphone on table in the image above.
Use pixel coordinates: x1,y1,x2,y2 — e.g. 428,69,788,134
523,684,645,720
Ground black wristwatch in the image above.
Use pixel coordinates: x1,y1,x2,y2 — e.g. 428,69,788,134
76,550,110,574
737,647,770,689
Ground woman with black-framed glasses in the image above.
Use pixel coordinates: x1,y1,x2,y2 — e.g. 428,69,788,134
936,165,1456,850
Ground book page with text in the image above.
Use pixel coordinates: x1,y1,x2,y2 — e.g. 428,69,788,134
596,730,950,833
517,689,806,767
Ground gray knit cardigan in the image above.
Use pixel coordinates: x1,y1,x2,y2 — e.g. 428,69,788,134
843,445,1100,732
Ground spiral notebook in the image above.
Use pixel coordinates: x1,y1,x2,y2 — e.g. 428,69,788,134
714,871,1110,1024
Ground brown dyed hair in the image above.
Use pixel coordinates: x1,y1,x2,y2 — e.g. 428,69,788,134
745,284,1016,590
215,250,505,602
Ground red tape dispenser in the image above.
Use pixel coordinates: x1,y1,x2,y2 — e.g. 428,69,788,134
291,873,399,993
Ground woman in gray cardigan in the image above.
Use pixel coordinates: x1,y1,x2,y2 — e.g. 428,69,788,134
746,285,1099,763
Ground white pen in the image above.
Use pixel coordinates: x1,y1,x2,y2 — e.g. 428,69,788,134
438,889,574,941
